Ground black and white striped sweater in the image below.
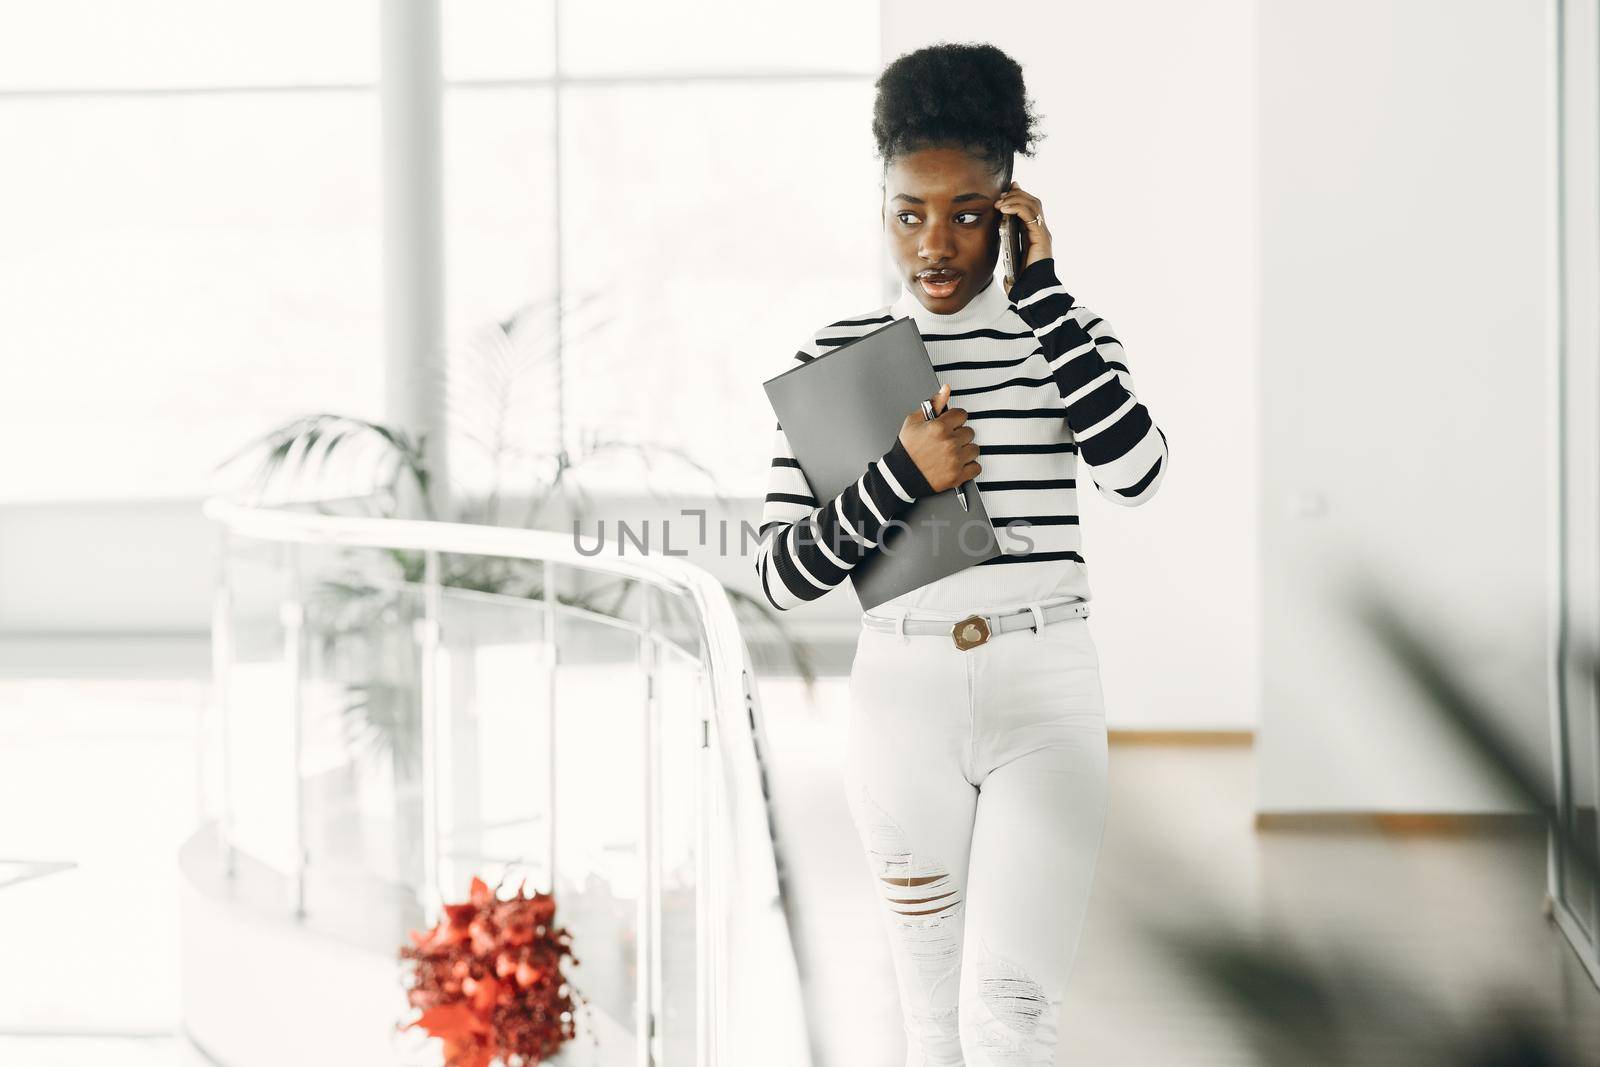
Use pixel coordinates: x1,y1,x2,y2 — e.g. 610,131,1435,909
754,256,1167,616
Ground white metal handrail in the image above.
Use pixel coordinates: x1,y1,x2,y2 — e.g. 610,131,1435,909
201,497,813,1067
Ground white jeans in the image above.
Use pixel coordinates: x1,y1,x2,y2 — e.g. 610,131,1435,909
845,598,1109,1066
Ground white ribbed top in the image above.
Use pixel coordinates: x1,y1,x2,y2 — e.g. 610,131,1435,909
755,258,1168,618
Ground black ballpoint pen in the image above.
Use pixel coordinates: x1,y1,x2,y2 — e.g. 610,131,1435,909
919,397,970,510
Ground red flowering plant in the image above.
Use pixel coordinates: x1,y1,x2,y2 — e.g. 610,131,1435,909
399,875,587,1067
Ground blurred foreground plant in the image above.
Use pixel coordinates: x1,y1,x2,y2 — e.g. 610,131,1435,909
1139,576,1595,1067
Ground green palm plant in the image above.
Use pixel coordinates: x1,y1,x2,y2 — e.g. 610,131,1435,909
213,412,435,519
215,293,823,779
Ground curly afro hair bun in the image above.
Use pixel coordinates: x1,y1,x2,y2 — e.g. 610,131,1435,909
872,42,1043,181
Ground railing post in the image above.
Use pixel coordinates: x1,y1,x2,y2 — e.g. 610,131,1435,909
282,543,307,919
695,667,712,1067
544,560,559,896
417,549,444,919
706,685,725,1066
212,527,236,879
637,586,662,1065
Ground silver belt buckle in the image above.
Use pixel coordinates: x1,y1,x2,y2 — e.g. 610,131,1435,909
951,613,992,651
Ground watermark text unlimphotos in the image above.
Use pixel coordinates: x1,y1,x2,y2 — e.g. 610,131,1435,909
571,509,1036,557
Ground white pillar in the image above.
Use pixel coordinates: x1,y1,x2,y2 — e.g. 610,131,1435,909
380,0,448,518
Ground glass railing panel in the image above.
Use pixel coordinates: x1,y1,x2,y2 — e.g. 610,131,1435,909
434,583,553,898
219,534,300,882
295,542,427,937
654,642,704,1064
202,500,817,1064
549,604,647,1054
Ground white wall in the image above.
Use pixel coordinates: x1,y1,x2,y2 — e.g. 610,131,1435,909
1255,0,1551,811
880,0,1261,730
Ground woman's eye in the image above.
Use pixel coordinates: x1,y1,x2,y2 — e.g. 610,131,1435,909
896,211,983,225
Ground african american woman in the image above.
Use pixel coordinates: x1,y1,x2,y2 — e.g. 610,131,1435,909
755,42,1169,1066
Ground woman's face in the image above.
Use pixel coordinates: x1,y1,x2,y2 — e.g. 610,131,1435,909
881,146,1006,313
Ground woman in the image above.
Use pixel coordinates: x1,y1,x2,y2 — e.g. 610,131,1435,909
754,42,1168,1065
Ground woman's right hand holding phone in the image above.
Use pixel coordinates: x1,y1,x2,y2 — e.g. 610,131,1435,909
897,382,980,493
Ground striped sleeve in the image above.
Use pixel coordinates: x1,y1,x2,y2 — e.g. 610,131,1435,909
754,420,935,611
1008,257,1168,506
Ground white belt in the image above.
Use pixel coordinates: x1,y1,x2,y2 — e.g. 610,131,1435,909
861,597,1090,651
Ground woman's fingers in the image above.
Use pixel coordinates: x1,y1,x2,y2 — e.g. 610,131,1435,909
998,179,1052,260
998,190,1044,224
997,181,1045,223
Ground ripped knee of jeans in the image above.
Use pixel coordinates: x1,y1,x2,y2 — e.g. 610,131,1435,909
854,785,965,1000
855,785,964,920
969,934,1055,1062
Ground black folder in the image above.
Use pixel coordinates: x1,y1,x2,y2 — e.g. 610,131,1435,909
762,315,1001,610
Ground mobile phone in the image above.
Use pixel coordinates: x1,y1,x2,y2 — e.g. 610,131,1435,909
1000,211,1030,292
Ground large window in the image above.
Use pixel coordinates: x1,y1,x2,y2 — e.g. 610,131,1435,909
553,79,883,496
0,1,884,504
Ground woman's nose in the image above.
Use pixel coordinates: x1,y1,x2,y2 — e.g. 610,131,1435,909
918,221,956,261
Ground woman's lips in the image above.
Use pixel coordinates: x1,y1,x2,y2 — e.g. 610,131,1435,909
918,272,961,299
